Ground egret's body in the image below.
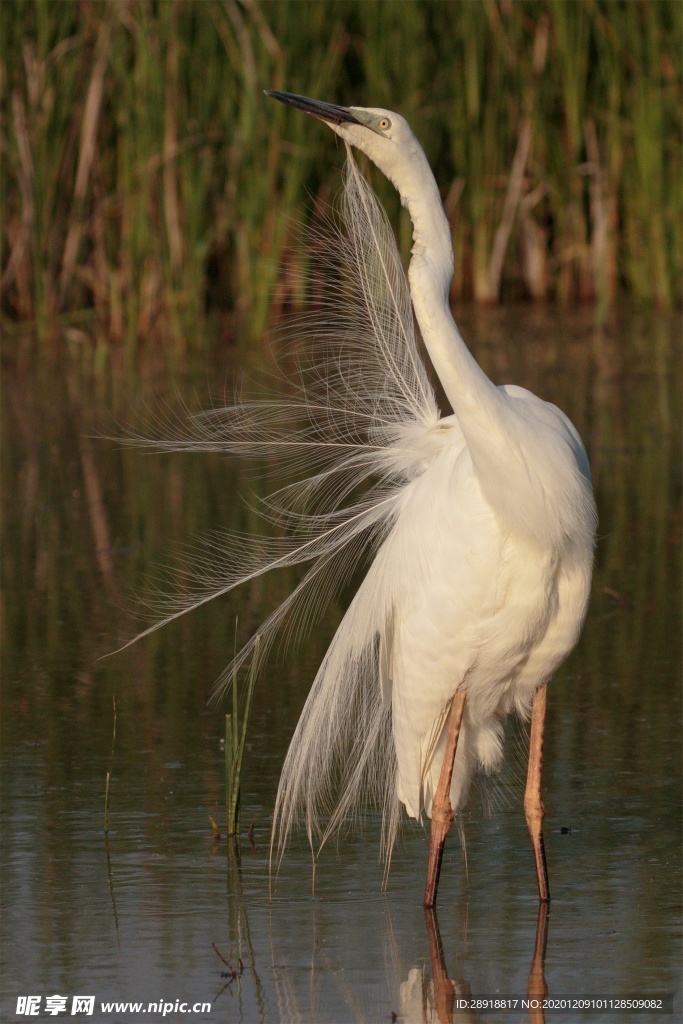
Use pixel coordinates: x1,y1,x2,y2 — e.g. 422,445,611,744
383,411,591,821
129,92,596,905
261,95,595,903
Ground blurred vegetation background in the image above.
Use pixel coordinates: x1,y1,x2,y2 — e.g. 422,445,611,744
1,0,681,361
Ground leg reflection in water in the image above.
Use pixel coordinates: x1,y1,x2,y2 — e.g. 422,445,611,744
400,904,549,1024
527,902,549,1024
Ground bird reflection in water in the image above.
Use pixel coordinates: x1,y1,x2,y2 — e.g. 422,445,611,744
400,905,549,1024
220,856,550,1024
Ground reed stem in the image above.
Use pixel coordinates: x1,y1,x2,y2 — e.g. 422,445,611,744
104,695,117,834
225,639,259,836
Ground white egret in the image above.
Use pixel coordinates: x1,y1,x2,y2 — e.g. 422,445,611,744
266,90,596,907
129,91,596,907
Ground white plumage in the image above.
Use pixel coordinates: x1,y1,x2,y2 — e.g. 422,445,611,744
125,94,596,896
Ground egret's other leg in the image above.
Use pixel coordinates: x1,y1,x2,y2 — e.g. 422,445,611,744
424,689,466,908
525,682,550,902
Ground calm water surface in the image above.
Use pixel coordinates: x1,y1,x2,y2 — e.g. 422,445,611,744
2,308,681,1023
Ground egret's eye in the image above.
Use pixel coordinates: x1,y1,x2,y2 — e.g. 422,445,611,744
378,117,391,131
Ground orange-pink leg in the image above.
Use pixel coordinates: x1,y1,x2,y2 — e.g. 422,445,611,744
424,689,466,908
525,682,550,902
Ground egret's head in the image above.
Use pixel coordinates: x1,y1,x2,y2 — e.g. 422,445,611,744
265,90,426,195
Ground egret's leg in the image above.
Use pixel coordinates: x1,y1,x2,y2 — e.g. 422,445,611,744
525,682,550,902
423,689,466,908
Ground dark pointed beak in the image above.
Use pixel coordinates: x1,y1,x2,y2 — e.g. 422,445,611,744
264,90,361,127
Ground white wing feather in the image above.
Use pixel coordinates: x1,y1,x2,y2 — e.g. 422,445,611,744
121,150,455,863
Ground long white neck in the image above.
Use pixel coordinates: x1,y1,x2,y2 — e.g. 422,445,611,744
392,150,596,556
393,150,501,420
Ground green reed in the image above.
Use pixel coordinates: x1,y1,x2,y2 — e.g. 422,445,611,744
2,0,680,359
104,695,117,833
225,636,259,836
